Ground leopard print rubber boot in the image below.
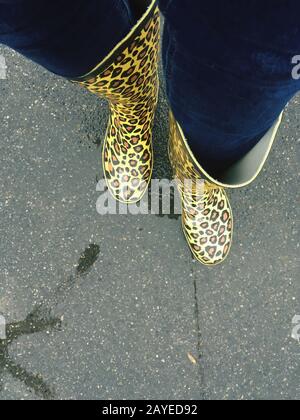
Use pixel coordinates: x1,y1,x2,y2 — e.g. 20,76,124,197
169,108,283,266
73,1,160,204
169,112,233,266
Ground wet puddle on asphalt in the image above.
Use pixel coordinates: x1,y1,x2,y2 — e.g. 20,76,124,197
0,244,100,399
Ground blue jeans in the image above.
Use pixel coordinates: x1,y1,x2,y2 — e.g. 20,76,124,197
1,0,300,173
159,0,300,174
0,0,136,77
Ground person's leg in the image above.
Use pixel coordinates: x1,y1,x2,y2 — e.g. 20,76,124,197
159,0,300,175
0,0,160,204
159,0,300,265
72,0,160,203
0,0,143,78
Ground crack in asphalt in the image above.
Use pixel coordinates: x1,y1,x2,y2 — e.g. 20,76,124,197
192,271,207,400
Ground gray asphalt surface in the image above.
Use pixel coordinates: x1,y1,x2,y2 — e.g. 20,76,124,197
0,46,299,400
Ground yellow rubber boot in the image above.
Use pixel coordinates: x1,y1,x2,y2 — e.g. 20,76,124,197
169,110,282,266
74,0,160,204
169,112,233,266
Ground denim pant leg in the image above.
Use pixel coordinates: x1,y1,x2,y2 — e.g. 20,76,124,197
159,0,300,175
0,0,136,78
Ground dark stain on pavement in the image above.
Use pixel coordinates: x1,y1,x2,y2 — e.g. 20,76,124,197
0,307,62,399
0,244,100,399
76,244,101,276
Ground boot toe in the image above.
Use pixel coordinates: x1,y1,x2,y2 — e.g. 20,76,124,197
182,188,233,266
